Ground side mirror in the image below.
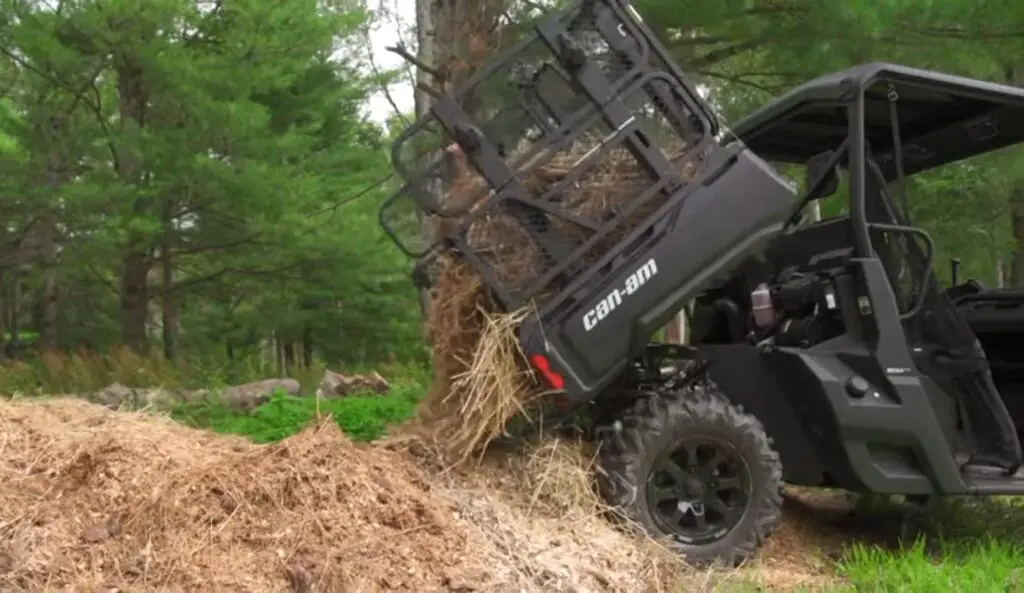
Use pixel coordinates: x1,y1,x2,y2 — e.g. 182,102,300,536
805,150,840,200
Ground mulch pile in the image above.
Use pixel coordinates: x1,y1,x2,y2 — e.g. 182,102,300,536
0,397,697,593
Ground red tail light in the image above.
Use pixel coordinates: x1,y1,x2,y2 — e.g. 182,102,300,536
529,354,565,390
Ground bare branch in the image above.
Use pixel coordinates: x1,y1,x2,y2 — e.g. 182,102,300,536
362,14,411,125
386,44,446,83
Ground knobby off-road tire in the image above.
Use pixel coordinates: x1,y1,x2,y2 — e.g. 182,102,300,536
597,385,784,567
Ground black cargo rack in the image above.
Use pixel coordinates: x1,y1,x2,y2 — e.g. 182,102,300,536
378,0,722,311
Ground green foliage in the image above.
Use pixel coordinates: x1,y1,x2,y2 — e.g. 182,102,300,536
0,0,1022,368
710,496,1024,592
0,0,423,367
171,378,423,442
836,539,1022,592
825,496,1024,592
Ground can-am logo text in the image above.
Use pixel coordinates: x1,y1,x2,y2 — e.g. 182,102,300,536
583,258,658,332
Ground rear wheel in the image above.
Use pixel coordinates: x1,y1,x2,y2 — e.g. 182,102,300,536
597,385,783,566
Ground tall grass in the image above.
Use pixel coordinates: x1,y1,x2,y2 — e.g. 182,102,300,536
0,346,428,396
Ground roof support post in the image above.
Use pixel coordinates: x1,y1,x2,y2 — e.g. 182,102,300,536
848,86,872,259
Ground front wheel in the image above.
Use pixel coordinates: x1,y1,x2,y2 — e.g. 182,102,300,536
597,385,783,567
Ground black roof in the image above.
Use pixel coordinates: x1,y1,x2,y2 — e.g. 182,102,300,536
730,62,1024,178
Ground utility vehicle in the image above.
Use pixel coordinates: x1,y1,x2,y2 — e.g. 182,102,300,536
379,0,1024,566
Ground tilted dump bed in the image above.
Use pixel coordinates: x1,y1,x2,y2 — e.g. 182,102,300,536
379,0,800,403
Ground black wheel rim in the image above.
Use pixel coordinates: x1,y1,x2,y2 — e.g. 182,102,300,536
646,436,751,545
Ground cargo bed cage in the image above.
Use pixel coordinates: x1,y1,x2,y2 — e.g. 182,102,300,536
378,0,726,312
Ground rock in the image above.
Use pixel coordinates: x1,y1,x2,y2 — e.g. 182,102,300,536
91,382,136,410
92,384,196,411
315,370,389,398
218,378,300,411
127,388,179,409
88,378,298,413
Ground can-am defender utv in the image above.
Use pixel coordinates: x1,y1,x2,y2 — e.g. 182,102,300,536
378,0,1024,567
728,61,1024,499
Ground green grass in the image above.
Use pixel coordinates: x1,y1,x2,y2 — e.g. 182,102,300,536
2,331,38,342
819,497,1024,593
170,377,423,443
834,538,1022,592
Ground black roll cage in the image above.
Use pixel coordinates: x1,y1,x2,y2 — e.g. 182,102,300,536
733,62,1024,270
774,79,937,321
785,83,905,260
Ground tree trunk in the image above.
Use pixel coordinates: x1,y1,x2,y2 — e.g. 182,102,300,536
664,313,685,344
1012,211,1024,287
37,114,68,352
7,271,21,358
275,334,284,376
1005,64,1024,288
413,0,510,321
38,223,58,351
161,248,177,359
121,251,151,351
161,198,178,359
414,0,437,318
7,273,15,339
283,342,295,368
302,325,313,368
0,270,6,344
115,47,151,351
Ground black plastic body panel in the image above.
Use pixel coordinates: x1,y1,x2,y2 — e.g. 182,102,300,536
804,258,971,495
701,339,966,495
956,288,1024,333
520,146,799,401
698,344,825,486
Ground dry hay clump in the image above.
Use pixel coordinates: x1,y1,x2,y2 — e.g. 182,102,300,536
411,255,543,465
412,434,689,593
445,146,700,293
0,397,688,593
441,437,843,593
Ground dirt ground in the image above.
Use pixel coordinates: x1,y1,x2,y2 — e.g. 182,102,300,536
0,398,870,593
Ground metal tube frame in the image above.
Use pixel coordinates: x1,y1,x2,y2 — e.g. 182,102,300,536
847,88,873,259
